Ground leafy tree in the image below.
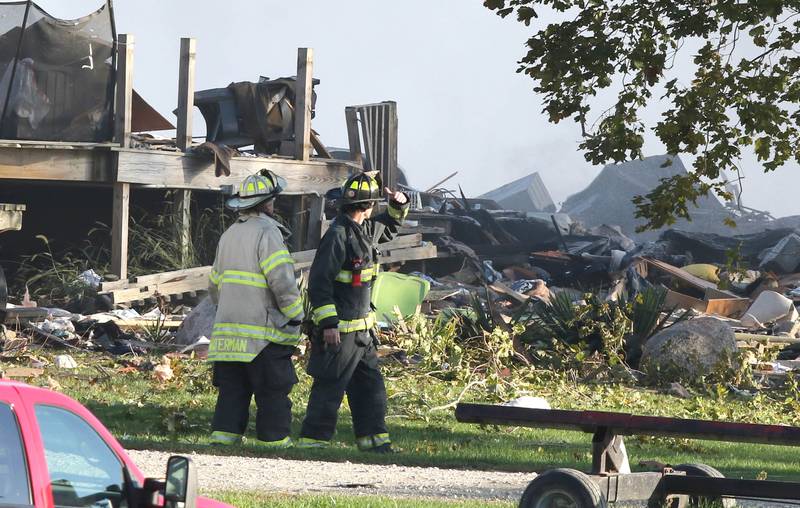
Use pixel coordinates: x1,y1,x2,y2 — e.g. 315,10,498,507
485,0,800,230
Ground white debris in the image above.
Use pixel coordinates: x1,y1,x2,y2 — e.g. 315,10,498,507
54,355,78,369
502,396,551,410
77,269,102,289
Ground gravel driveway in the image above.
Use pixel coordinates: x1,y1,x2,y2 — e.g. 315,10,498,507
129,450,797,506
129,449,533,501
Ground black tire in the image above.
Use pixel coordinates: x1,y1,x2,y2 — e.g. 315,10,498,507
519,469,607,508
674,464,736,508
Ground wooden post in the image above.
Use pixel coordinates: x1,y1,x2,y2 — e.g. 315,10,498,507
176,190,192,267
283,196,306,252
305,195,325,250
345,106,363,167
175,37,196,266
111,33,134,279
111,183,130,279
176,37,196,152
114,34,134,148
359,108,374,172
294,48,313,161
386,101,399,189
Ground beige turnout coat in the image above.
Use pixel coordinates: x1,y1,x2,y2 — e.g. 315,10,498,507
208,212,304,362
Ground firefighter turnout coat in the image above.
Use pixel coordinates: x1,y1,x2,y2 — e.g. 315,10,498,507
309,199,409,334
208,212,304,362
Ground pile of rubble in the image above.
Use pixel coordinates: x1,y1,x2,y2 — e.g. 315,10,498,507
3,154,800,389
386,156,800,384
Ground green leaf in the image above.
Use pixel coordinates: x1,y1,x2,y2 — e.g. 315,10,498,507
517,6,538,25
483,0,506,9
754,137,771,160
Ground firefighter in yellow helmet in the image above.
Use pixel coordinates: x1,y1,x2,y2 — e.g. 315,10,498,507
298,172,409,453
207,170,303,449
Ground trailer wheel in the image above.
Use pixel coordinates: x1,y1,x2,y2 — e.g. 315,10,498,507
674,464,736,508
519,469,607,508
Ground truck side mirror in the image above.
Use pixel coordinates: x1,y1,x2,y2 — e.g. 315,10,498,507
164,456,198,508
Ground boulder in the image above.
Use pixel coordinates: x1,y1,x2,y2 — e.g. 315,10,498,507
175,296,217,345
641,317,737,382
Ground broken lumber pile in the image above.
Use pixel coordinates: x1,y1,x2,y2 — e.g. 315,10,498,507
99,234,437,304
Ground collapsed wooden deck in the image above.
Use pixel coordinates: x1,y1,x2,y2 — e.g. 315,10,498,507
0,37,362,279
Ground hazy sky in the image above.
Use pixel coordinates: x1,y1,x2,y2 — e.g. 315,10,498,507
36,0,800,218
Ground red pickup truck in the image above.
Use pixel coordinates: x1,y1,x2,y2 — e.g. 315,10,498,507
0,379,233,508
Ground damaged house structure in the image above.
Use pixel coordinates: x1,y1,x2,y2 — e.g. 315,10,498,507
560,155,731,241
478,172,555,214
0,1,438,307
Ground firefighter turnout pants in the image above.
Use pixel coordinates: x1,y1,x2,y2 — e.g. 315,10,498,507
300,330,388,446
211,343,298,443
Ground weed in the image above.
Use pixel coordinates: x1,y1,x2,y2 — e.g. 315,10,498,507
12,231,108,306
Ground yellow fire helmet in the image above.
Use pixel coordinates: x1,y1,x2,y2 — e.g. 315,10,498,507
226,169,286,211
340,172,382,205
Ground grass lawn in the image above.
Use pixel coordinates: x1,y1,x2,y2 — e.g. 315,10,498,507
6,352,800,482
211,491,513,507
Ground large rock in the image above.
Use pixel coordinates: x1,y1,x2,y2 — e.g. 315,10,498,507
641,317,737,382
175,296,217,345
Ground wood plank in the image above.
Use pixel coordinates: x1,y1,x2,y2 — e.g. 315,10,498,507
114,34,134,148
294,48,313,161
0,203,23,233
664,289,750,318
386,101,398,189
114,148,356,194
287,195,307,252
103,243,438,303
305,194,324,250
175,190,192,266
381,233,422,251
0,146,112,182
134,265,211,286
490,281,529,304
3,307,49,323
455,403,800,446
345,106,363,167
398,225,446,235
425,171,459,193
114,319,185,330
380,244,437,264
291,249,316,270
99,279,130,292
644,258,718,292
1,367,44,379
734,332,800,345
359,107,374,171
310,131,332,158
109,277,210,304
704,297,750,318
110,183,130,279
176,37,196,152
0,140,116,149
